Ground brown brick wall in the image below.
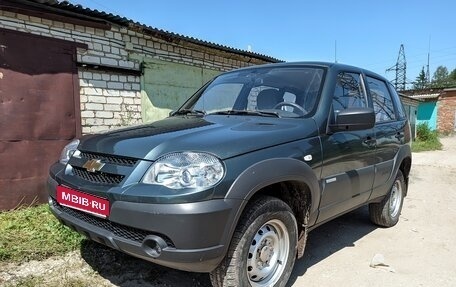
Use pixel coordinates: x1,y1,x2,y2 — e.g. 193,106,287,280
437,90,456,133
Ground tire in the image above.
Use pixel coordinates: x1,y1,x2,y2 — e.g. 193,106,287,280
369,170,405,227
210,196,298,287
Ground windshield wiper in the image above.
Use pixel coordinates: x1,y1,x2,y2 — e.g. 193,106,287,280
172,109,206,116
209,110,280,118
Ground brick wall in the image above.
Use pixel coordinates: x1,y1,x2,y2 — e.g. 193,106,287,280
0,9,271,134
79,71,142,133
437,90,456,134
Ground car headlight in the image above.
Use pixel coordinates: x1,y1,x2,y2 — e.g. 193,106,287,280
59,139,80,164
142,152,224,189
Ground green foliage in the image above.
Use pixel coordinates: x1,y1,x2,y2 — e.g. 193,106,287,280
432,66,449,87
2,275,89,287
416,122,435,141
450,68,456,82
413,67,428,90
2,276,44,287
0,204,84,262
413,123,442,152
429,65,456,88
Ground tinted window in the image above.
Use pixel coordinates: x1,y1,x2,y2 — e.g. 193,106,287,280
333,72,367,113
388,82,407,120
367,77,396,122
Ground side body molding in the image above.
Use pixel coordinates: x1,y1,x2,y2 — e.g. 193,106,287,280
225,158,321,226
369,144,412,201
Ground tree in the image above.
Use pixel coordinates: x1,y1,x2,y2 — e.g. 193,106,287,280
431,66,449,88
413,67,428,90
449,68,456,84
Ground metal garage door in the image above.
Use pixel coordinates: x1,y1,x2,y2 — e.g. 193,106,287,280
140,58,221,122
0,28,82,210
416,101,438,130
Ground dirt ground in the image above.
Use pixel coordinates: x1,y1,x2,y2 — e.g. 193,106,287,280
1,136,455,287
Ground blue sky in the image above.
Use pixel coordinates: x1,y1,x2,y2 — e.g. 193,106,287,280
71,0,456,86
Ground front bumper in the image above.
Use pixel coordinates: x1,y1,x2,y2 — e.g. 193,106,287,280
47,175,243,272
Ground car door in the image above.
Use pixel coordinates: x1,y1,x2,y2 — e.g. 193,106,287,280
318,71,376,223
365,76,407,200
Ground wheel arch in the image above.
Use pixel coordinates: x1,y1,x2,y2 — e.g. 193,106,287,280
224,158,320,258
225,158,320,221
395,144,412,195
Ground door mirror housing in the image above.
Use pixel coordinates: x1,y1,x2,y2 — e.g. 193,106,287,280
330,107,375,132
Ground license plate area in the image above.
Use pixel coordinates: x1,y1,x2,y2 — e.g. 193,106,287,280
56,186,110,218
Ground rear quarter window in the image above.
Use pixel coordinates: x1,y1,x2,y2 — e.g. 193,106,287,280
388,82,407,120
366,76,396,123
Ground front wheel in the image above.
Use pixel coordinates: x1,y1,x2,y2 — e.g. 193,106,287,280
210,196,298,287
369,170,406,227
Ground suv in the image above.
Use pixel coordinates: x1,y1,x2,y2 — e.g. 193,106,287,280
48,62,411,287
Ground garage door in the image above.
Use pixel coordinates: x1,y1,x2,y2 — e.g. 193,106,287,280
416,101,437,130
0,29,82,210
140,58,221,122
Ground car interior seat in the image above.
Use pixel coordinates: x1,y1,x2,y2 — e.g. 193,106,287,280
256,89,283,110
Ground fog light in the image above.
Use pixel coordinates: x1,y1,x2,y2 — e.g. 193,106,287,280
142,235,168,258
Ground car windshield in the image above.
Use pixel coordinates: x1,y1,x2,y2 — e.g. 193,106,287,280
181,66,325,118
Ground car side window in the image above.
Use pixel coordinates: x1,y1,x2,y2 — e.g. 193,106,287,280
388,82,407,120
366,77,396,122
333,72,367,114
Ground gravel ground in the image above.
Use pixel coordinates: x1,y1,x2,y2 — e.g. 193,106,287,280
1,136,455,287
292,136,456,287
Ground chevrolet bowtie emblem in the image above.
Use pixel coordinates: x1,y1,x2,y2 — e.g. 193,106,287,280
82,159,105,172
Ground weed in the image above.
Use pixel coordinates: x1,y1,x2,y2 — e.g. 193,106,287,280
0,205,84,263
412,123,442,152
2,274,96,287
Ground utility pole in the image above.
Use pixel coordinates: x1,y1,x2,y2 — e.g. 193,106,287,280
386,44,407,91
426,36,431,83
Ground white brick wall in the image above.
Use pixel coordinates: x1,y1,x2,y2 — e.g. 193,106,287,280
79,70,141,134
0,9,271,134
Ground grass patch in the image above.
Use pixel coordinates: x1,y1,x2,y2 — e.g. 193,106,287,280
412,123,443,152
412,138,443,152
2,276,45,287
0,204,84,263
2,275,93,287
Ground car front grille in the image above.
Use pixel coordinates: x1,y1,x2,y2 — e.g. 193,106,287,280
79,152,137,167
73,166,124,185
52,199,174,247
70,151,138,185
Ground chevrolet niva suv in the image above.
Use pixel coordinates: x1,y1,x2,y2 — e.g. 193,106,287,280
48,62,411,287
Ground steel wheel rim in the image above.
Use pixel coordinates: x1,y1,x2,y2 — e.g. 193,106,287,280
389,179,403,218
247,219,289,286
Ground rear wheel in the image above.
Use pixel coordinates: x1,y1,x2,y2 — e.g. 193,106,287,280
210,196,297,287
369,170,405,227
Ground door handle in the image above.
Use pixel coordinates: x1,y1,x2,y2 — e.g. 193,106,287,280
395,132,404,140
363,136,376,147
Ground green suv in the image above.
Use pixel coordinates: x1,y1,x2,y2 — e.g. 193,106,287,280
48,62,412,287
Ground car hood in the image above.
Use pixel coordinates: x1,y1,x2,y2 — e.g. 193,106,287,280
78,115,318,161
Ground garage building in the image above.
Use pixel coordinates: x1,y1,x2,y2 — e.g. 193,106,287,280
0,0,278,210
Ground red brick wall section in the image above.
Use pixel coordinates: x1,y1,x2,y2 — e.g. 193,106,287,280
437,90,456,133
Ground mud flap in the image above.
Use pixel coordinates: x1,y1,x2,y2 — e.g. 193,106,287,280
297,227,308,259
297,206,310,259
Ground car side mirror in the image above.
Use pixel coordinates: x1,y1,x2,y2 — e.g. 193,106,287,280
329,107,375,132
